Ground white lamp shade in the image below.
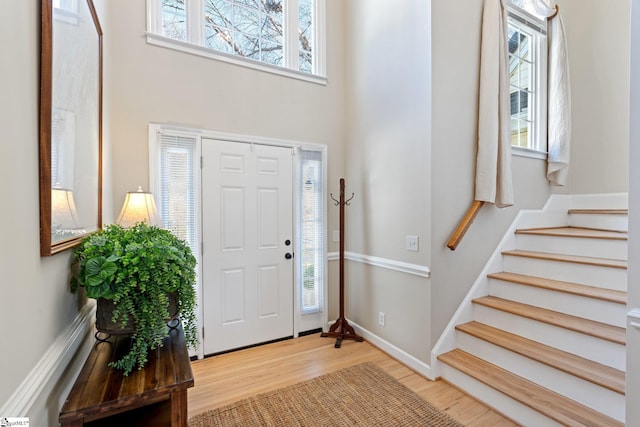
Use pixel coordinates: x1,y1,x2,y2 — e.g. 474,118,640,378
116,187,162,228
51,187,80,229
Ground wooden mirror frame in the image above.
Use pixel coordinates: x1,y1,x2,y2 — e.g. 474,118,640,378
39,0,103,256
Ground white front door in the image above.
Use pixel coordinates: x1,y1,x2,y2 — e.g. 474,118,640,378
201,139,294,355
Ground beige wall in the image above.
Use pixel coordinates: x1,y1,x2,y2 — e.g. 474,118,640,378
0,0,73,405
104,0,347,225
428,0,631,348
430,0,555,347
336,0,632,362
340,0,432,361
0,1,111,423
0,0,633,420
561,0,630,193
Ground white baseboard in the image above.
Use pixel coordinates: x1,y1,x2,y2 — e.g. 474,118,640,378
0,300,96,420
331,319,432,379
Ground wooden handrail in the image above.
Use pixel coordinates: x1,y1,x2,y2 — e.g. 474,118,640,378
447,200,485,250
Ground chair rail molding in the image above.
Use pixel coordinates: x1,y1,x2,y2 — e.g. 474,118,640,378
328,251,430,278
0,300,96,419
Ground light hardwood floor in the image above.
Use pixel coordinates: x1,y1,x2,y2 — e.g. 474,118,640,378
188,334,518,426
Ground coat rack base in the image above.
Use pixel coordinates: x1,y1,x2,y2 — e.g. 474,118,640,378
321,317,363,348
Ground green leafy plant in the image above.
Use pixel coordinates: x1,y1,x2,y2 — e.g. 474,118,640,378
71,222,198,375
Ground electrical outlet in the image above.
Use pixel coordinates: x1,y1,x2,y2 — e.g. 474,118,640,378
378,312,385,327
406,235,419,252
333,230,340,242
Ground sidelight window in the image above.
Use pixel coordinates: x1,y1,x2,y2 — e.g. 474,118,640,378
298,149,325,314
150,129,200,257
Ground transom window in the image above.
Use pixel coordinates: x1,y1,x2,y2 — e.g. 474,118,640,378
147,0,325,82
505,2,548,153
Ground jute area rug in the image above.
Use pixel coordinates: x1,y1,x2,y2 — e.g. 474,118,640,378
188,362,464,426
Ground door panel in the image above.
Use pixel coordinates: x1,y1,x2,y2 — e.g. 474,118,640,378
258,188,279,248
258,265,279,317
221,187,245,250
201,139,293,355
221,268,245,325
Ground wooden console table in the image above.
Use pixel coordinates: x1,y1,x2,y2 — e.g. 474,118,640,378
59,325,194,427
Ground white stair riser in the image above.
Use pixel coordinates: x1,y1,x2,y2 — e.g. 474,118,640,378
473,304,626,370
569,214,628,232
515,234,627,260
502,256,627,291
435,197,630,424
438,363,563,427
457,333,625,421
489,280,627,328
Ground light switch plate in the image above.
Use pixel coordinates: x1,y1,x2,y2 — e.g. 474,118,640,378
406,235,419,251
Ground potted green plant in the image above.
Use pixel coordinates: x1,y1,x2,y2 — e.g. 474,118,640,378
71,222,198,375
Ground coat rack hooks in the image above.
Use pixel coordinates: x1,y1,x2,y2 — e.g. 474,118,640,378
330,192,355,206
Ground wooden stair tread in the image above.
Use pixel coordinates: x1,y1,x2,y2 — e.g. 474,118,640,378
568,209,628,215
487,272,627,304
502,249,628,269
456,321,625,394
438,349,624,427
472,296,626,345
515,226,627,240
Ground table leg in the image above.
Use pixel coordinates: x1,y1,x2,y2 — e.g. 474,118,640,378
170,389,188,427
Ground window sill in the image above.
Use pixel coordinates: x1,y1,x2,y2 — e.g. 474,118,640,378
146,33,328,86
512,146,548,160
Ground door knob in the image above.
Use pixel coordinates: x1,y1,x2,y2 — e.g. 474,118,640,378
285,253,293,259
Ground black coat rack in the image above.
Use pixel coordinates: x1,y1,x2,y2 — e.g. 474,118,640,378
321,178,363,348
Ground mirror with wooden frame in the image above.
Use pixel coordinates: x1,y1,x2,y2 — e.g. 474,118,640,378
40,0,103,256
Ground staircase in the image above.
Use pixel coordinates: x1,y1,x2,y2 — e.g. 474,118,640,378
436,203,628,426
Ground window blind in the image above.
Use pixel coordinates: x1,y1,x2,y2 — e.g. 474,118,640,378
299,149,325,314
158,133,198,256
